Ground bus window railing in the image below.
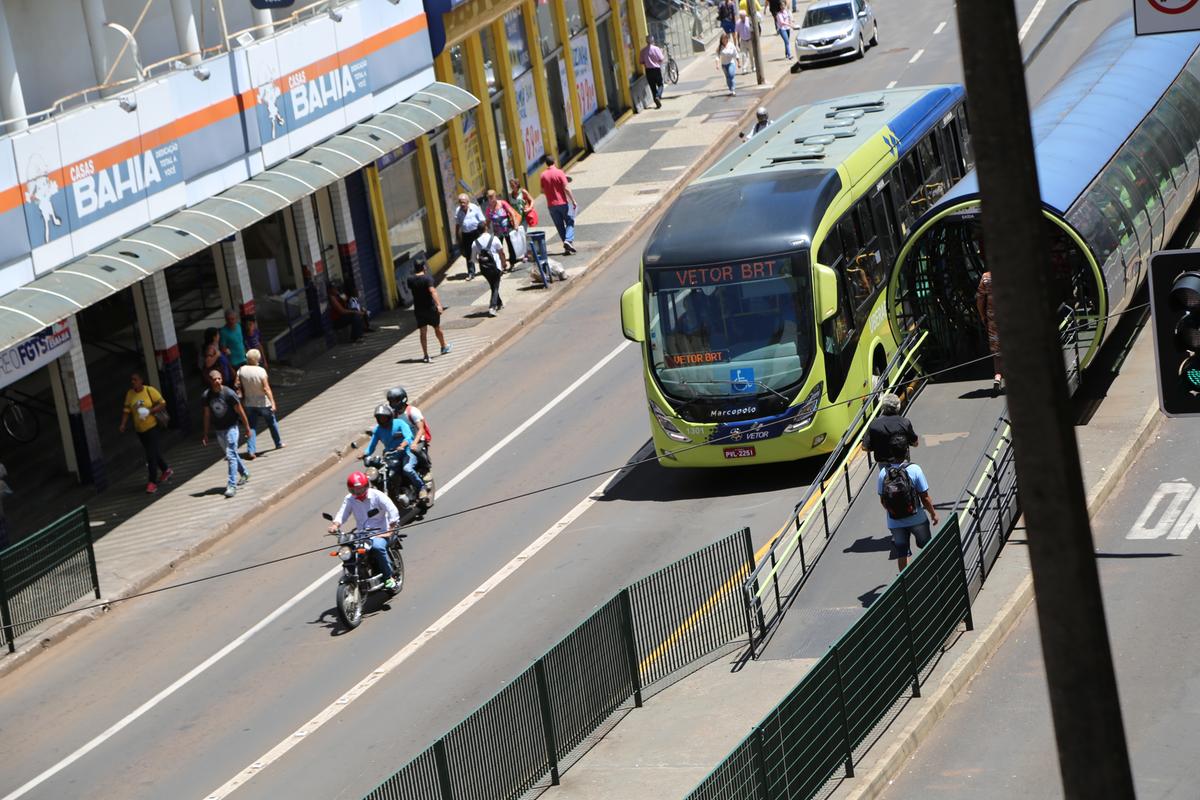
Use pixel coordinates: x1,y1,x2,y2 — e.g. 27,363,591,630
742,324,929,655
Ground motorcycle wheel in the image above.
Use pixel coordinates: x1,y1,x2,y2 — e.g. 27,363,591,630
422,475,436,509
391,552,405,593
336,583,363,629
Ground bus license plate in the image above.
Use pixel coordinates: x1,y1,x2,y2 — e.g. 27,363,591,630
723,446,756,460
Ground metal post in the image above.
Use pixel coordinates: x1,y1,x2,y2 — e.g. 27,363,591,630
433,738,455,800
954,519,975,632
618,588,644,707
0,549,14,653
830,646,855,778
742,528,767,645
955,6,1134,794
534,659,562,785
898,572,922,698
83,508,101,600
768,551,781,610
748,0,765,85
750,724,768,791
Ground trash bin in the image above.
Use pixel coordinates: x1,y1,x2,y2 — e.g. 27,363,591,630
527,231,552,288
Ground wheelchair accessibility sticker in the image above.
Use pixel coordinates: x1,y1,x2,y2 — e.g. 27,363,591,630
730,367,756,394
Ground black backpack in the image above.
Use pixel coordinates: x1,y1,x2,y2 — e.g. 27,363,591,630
476,235,498,270
882,463,918,519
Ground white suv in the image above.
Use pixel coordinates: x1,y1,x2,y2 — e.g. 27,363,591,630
794,0,878,66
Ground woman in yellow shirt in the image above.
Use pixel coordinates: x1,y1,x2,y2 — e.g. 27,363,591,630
119,371,173,494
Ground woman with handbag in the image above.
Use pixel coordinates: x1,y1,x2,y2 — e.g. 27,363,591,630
119,370,173,494
484,189,523,269
508,178,536,233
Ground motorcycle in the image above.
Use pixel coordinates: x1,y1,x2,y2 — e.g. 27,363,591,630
323,509,406,630
362,447,436,524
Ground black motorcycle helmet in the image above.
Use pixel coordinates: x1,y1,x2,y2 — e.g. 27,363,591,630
386,386,408,411
374,403,395,428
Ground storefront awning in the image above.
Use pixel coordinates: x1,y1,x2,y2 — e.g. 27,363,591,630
0,82,478,352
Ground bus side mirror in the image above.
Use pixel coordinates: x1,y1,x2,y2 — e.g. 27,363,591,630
815,264,839,322
620,283,645,342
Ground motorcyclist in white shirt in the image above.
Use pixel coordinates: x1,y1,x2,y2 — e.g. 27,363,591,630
327,471,401,591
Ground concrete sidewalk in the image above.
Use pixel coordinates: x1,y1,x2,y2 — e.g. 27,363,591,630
1,30,798,676
535,333,1160,798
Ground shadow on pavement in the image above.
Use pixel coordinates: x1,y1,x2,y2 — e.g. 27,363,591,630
600,453,823,503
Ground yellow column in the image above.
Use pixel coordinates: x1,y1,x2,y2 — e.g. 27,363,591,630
363,165,398,309
415,135,450,275
611,4,633,112
580,0,607,112
523,0,556,170
491,17,526,181
435,52,468,195
552,0,586,153
627,0,649,65
466,35,504,192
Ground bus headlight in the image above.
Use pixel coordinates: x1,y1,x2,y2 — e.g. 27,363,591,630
784,382,824,433
650,401,690,442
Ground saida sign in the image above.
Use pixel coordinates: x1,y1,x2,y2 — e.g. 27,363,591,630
1135,0,1200,35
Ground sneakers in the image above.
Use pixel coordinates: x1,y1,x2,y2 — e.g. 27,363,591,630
422,355,431,363
384,577,397,591
563,242,577,255
487,308,497,317
244,453,256,460
224,485,236,498
146,482,158,494
237,472,250,486
440,344,452,355
466,274,476,281
160,467,174,483
418,487,429,501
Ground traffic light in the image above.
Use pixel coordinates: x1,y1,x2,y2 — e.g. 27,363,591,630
1148,250,1200,417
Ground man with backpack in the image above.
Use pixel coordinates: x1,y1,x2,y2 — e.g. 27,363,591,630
472,226,509,316
877,457,940,572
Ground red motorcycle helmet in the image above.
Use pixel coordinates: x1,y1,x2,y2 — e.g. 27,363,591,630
347,471,370,499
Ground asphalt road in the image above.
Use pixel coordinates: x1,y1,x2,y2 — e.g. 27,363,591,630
0,1,1132,798
882,414,1200,799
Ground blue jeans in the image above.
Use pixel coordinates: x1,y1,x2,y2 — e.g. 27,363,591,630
778,29,792,59
221,426,248,488
368,535,393,580
386,450,425,493
246,406,282,455
722,61,736,92
548,204,574,246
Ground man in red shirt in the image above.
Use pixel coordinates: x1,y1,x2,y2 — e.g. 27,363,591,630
538,154,577,255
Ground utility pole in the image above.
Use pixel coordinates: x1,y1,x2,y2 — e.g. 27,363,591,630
953,3,1135,799
749,0,765,85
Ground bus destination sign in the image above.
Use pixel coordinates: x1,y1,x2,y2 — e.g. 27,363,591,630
665,350,728,368
654,258,785,290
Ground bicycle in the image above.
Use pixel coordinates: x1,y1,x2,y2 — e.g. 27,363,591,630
1,394,39,444
664,43,680,84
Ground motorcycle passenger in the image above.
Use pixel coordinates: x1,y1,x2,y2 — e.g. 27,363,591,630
366,403,427,502
328,471,400,591
740,107,771,141
387,387,432,472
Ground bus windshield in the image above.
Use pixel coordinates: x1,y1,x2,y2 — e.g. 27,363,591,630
646,253,813,400
803,3,853,26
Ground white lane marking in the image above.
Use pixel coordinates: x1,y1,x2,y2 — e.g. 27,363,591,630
886,80,898,89
1128,480,1200,540
933,21,946,35
1018,0,1049,42
909,49,925,64
206,461,637,799
1,340,633,800
439,340,632,497
0,570,333,800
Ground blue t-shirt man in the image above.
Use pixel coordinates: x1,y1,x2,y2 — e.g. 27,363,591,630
876,463,940,571
366,417,425,496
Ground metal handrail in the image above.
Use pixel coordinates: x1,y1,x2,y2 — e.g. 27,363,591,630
744,324,928,604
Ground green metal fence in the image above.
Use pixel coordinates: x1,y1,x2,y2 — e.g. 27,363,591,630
364,528,755,800
687,516,972,800
0,506,100,653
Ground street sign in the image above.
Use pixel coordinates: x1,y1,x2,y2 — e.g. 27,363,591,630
1134,0,1200,35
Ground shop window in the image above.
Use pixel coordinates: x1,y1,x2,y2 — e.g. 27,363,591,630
379,154,437,265
538,0,563,56
564,0,587,34
504,9,532,78
449,43,485,195
591,0,612,16
480,28,501,95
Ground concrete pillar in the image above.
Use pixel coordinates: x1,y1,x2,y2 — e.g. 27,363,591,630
170,0,201,64
327,180,367,303
141,272,191,433
57,315,107,489
292,198,335,346
216,235,256,318
0,0,28,132
252,8,275,38
81,0,113,88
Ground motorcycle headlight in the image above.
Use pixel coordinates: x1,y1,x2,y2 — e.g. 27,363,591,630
338,545,353,562
784,382,824,433
650,401,690,442
364,466,380,483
